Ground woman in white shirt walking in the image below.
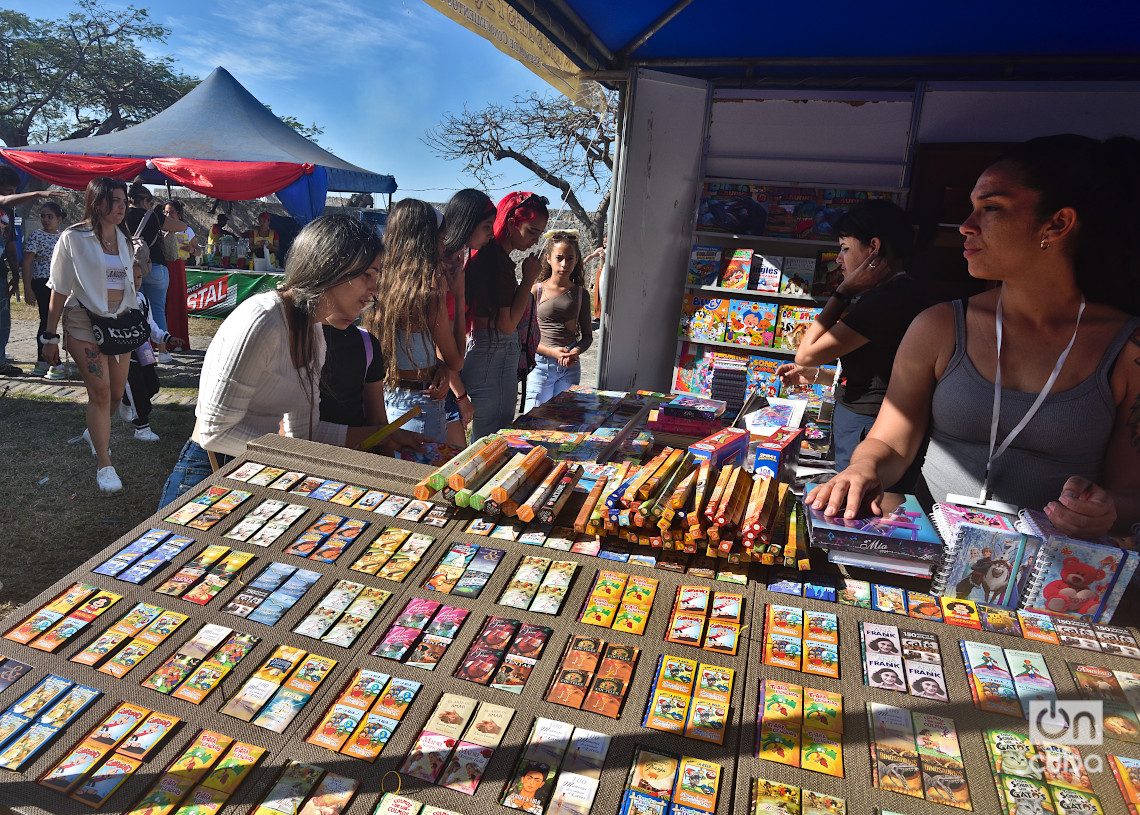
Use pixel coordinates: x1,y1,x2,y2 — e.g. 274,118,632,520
159,213,426,507
41,177,138,493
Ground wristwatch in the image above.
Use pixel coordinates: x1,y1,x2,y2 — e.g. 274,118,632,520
39,331,61,345
831,289,853,305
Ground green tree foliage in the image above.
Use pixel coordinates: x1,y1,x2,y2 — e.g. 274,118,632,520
0,1,196,147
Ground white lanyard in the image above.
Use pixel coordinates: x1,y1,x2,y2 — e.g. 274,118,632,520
980,291,1086,502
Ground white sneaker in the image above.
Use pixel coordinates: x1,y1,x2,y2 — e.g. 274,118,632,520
81,428,110,458
134,427,160,442
157,352,174,364
119,402,136,422
96,465,122,493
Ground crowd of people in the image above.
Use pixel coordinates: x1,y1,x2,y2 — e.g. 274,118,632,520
4,133,1138,545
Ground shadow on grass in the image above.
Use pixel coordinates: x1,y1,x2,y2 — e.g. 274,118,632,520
0,394,197,607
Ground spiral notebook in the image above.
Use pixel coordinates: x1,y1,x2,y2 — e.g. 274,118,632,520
1018,535,1138,624
930,523,1043,610
930,502,1018,545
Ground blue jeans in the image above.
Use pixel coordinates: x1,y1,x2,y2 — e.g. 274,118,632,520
142,263,169,333
833,402,923,493
525,354,580,412
386,387,447,453
159,439,231,509
462,329,520,439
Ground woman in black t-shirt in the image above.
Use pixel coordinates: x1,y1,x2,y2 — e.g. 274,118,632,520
777,199,928,489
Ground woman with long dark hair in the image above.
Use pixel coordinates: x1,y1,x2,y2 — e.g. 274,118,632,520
162,198,197,353
462,191,549,438
439,188,496,444
811,135,1140,539
160,213,425,506
365,199,464,451
41,177,138,492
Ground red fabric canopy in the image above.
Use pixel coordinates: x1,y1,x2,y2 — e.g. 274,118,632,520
0,149,314,200
0,150,146,189
150,158,314,200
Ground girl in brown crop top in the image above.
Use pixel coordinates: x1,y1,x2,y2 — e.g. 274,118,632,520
525,230,594,411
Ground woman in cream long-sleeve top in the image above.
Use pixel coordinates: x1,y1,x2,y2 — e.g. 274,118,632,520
159,213,426,507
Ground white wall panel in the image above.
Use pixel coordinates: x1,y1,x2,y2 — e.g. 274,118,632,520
598,69,709,392
918,82,1140,142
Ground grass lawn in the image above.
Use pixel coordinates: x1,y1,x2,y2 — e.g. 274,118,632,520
0,394,197,613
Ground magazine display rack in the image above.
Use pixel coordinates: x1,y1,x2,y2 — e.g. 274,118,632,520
673,179,900,400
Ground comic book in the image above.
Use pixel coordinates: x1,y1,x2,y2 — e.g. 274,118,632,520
719,249,753,289
774,305,822,351
687,245,722,286
674,341,714,396
961,641,1022,717
678,295,728,342
727,300,778,347
746,355,782,398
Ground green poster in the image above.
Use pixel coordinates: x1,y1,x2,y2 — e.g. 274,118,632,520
185,269,281,318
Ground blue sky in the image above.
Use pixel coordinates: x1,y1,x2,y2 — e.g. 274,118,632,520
8,0,591,208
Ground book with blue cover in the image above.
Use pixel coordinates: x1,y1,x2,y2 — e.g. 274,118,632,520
931,525,1042,609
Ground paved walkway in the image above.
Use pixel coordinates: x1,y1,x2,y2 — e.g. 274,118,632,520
2,318,210,404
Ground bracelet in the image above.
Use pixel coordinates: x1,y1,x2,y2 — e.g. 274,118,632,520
40,332,61,345
831,290,852,305
811,367,820,384
456,393,470,401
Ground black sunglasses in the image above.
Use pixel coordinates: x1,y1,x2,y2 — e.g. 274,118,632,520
511,193,549,217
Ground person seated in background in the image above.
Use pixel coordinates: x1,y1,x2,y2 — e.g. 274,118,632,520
808,135,1140,541
248,212,279,260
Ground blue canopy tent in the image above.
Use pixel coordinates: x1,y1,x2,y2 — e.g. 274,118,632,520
495,1,1140,84
430,1,1140,391
1,67,396,225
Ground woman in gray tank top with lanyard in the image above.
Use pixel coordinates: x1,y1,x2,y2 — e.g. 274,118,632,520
809,135,1140,541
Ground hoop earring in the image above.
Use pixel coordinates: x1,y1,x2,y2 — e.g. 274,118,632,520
1040,239,1049,250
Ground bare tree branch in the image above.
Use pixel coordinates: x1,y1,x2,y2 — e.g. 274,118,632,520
425,89,617,245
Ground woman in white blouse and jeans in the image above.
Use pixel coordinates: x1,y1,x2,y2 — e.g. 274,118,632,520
42,177,137,494
159,213,426,507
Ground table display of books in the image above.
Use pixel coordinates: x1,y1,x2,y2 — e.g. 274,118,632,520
1,431,1139,815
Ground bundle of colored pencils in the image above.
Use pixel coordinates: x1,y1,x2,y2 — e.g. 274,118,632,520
413,436,810,568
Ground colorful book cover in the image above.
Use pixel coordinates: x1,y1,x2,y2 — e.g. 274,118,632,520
1110,755,1140,813
501,756,557,813
117,711,180,759
800,726,843,777
727,300,778,347
67,753,142,806
400,731,456,782
802,688,842,734
679,295,729,343
905,661,948,702
912,713,970,809
251,686,310,733
439,741,495,795
687,245,722,286
719,248,752,289
1000,775,1056,815
645,688,689,734
780,256,816,295
372,677,421,721
804,639,840,679
980,605,1024,636
340,712,399,761
1005,648,1057,713
751,254,782,293
804,610,838,644
775,304,822,351
673,341,714,396
683,698,727,744
906,591,943,621
38,740,112,794
872,584,908,614
868,703,922,798
673,756,721,812
746,355,782,398
962,641,1022,716
940,597,983,629
838,578,872,608
766,605,803,638
1019,610,1061,644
